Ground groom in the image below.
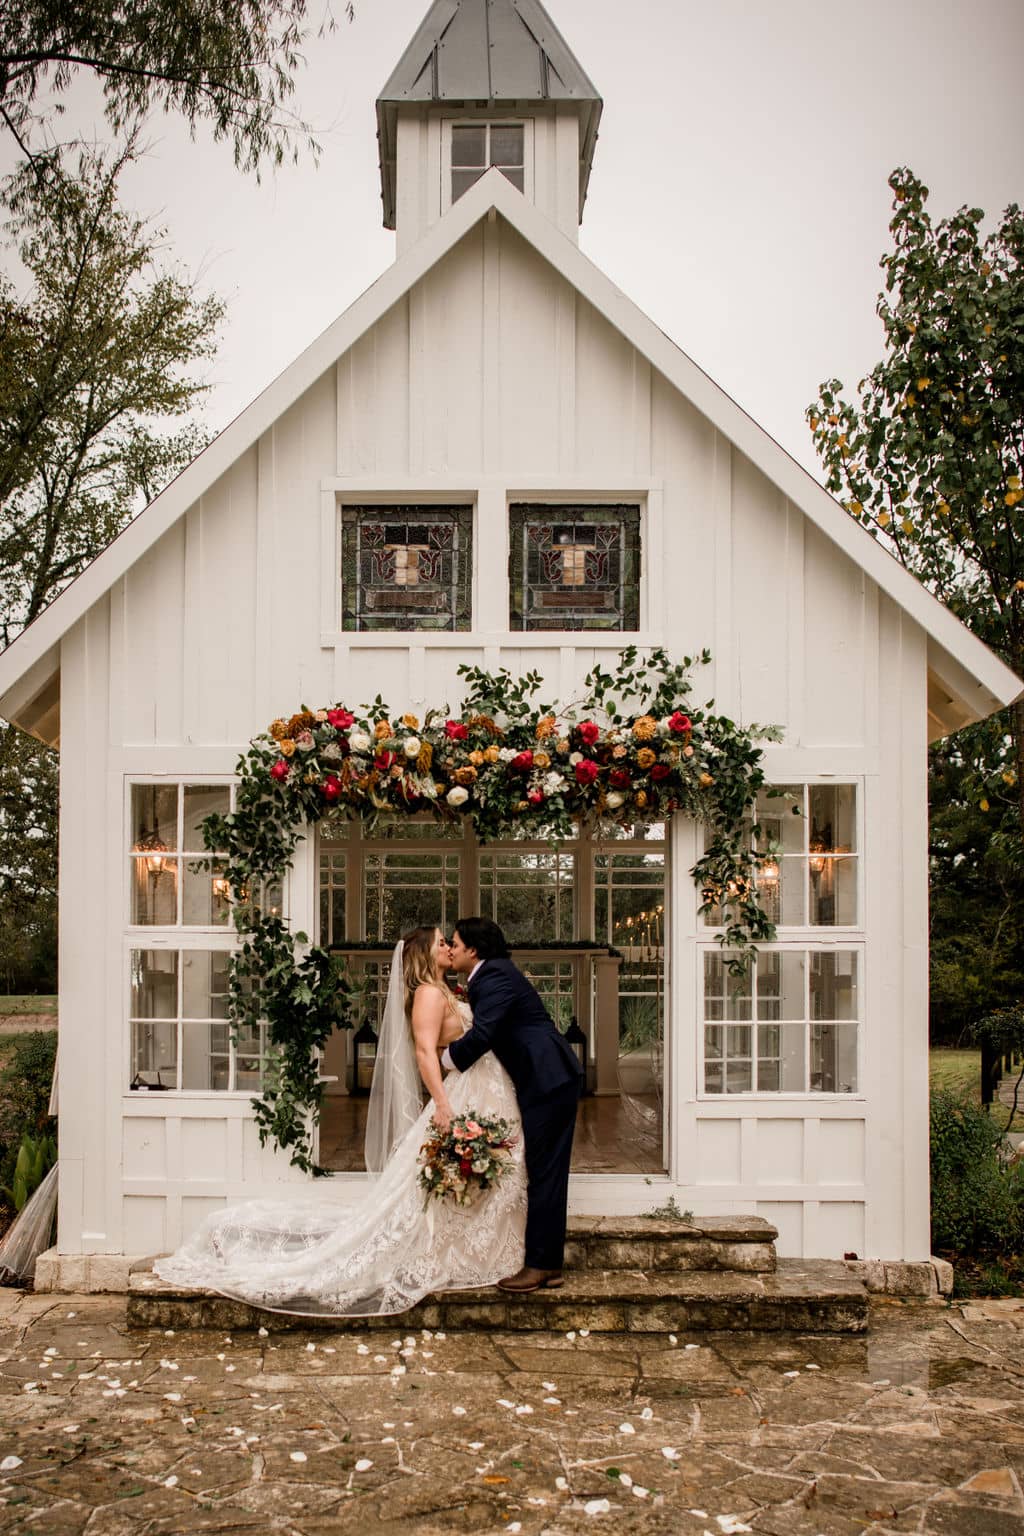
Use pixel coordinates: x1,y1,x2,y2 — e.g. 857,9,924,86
442,917,583,1293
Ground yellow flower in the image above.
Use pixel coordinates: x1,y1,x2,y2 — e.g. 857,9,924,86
270,719,289,741
469,750,485,766
916,377,931,391
374,719,392,741
877,511,891,529
634,790,648,809
979,798,990,812
484,745,501,763
533,752,551,770
699,772,714,787
555,738,570,755
632,716,658,742
401,713,420,730
1008,475,1022,491
280,739,296,758
636,748,657,769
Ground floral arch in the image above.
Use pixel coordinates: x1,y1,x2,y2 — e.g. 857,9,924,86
203,649,779,1172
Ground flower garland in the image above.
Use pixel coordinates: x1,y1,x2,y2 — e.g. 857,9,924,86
204,648,780,1174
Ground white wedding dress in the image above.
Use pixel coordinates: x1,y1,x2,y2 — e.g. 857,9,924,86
155,995,527,1318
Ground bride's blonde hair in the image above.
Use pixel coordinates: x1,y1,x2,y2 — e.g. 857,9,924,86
402,926,445,1020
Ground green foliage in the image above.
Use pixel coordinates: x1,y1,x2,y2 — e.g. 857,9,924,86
0,140,224,643
0,0,350,173
1,1131,56,1212
211,649,777,1173
930,1090,1024,1255
0,727,58,993
0,1030,56,1213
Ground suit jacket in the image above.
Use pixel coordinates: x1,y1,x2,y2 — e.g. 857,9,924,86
447,959,583,1110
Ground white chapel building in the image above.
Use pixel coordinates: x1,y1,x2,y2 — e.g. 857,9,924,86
0,0,1019,1279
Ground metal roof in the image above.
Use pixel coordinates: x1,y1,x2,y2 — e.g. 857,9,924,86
377,0,602,228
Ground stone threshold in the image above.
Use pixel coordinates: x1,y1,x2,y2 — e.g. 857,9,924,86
125,1259,869,1335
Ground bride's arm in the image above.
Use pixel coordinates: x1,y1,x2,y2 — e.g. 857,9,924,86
411,987,454,1131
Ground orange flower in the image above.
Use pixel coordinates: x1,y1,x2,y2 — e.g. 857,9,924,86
632,716,658,742
484,745,501,764
555,738,570,755
533,751,551,770
469,750,485,766
280,739,296,758
612,745,627,759
401,713,420,729
374,719,392,741
535,715,557,739
416,743,433,773
287,711,315,737
634,790,648,809
636,748,657,769
454,766,478,786
269,718,289,740
700,772,715,787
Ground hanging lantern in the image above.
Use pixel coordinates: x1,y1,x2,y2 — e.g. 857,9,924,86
564,1014,591,1095
350,1019,379,1095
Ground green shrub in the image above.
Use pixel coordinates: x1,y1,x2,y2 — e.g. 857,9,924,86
0,1031,57,1216
930,1089,1024,1254
1,1132,56,1211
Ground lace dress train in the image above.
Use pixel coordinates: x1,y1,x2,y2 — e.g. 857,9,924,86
154,1045,527,1318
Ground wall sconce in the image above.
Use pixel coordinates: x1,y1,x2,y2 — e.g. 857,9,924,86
134,830,170,874
211,877,231,903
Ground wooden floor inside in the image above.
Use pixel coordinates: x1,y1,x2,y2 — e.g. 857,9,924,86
318,1093,665,1175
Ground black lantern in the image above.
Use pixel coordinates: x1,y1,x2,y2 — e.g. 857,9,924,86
564,1015,591,1096
350,1018,379,1095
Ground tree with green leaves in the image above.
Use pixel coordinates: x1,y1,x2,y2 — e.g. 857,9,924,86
0,0,349,171
0,138,226,990
809,168,1024,1041
809,167,1023,833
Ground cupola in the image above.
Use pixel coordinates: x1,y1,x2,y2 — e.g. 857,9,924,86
377,0,602,252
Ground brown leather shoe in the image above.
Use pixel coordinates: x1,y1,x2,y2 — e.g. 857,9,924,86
497,1266,564,1292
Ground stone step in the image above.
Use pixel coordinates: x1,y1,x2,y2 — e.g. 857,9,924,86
564,1215,777,1273
128,1258,866,1335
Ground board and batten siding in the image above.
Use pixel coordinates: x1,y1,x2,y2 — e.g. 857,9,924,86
55,215,928,1259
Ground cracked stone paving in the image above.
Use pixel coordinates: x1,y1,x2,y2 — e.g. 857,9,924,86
2,1291,1024,1534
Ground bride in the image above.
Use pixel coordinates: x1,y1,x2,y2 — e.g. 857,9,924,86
155,927,527,1316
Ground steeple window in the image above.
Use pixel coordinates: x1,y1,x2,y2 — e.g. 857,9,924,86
450,121,525,203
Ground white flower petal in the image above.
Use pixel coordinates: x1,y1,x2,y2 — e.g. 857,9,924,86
289,1451,307,1463
355,1458,373,1472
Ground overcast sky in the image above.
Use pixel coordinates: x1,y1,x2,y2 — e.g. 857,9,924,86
10,0,1024,478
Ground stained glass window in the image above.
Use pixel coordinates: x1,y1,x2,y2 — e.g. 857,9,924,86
341,505,473,632
509,504,641,631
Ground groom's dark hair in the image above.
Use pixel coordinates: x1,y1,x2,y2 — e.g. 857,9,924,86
454,916,510,960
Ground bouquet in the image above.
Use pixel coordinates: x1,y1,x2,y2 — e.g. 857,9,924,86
418,1111,517,1208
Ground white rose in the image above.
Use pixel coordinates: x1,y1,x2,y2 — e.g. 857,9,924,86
447,786,469,807
544,772,566,793
606,791,625,809
349,730,371,753
403,736,421,757
498,747,517,762
569,751,583,766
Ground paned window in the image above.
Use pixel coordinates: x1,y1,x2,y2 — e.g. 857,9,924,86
594,845,665,1054
478,848,576,943
509,503,641,631
703,949,860,1094
340,504,472,632
451,122,524,202
130,783,231,927
703,783,859,929
129,947,266,1092
362,847,463,942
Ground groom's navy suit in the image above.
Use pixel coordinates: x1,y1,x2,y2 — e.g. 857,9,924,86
448,960,583,1270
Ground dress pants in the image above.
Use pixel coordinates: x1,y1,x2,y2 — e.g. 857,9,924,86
520,1077,582,1270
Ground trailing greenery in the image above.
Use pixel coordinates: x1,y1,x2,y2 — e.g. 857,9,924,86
206,648,779,1174
930,1090,1024,1257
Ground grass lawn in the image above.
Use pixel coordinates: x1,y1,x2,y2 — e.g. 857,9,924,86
931,1045,1024,1133
0,995,57,1016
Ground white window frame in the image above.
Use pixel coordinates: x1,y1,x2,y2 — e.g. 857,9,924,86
440,115,534,214
124,776,272,1098
697,778,865,1101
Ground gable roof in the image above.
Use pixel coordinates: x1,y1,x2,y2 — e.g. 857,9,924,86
376,0,602,227
1,167,1019,747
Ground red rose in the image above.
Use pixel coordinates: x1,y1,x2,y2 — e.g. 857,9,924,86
459,1158,472,1176
651,763,672,782
444,720,469,741
609,768,631,789
321,774,341,802
270,759,291,781
510,750,534,772
575,759,600,786
327,707,355,730
577,720,601,745
374,751,396,772
527,789,544,805
668,711,692,734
